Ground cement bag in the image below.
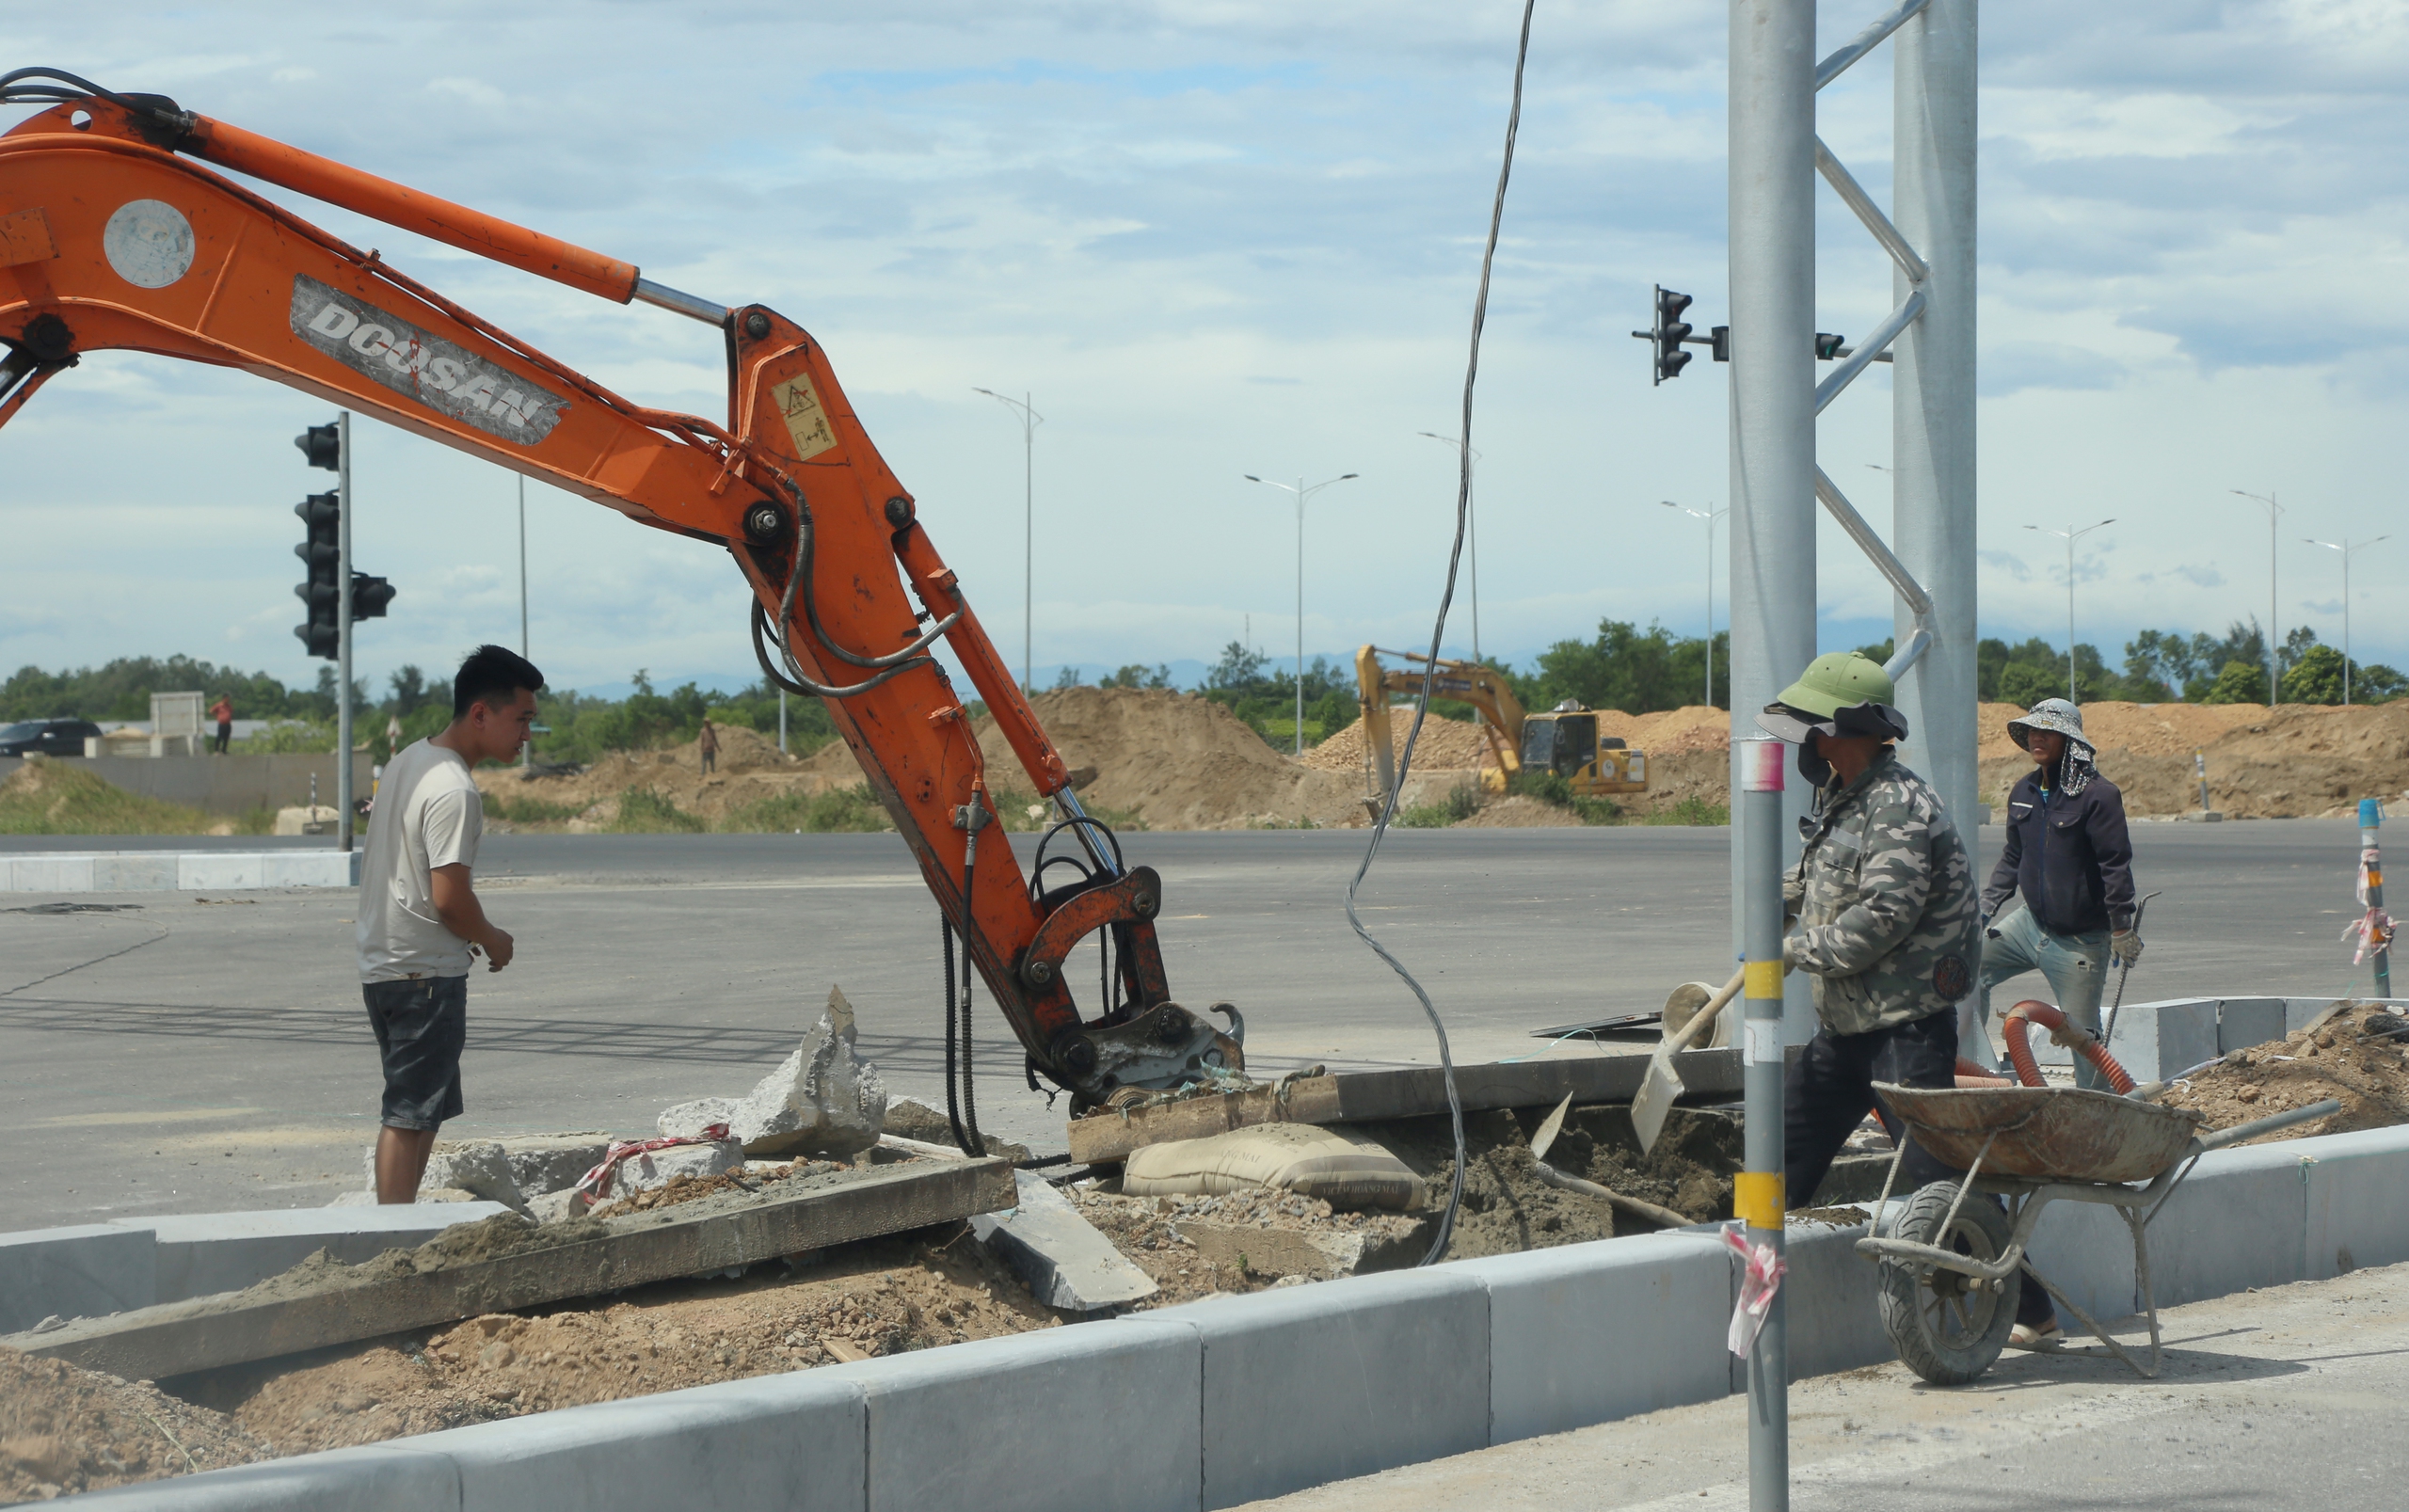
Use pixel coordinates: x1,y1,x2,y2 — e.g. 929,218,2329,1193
1122,1122,1425,1212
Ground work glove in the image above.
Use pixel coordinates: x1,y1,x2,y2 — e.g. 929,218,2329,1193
2111,928,2143,966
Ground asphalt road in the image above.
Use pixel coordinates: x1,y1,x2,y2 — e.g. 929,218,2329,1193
1245,1261,2409,1512
0,818,2382,1231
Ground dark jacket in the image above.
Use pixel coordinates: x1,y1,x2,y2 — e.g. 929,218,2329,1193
1981,767,2136,936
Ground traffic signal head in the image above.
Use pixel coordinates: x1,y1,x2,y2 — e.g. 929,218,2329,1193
350,573,396,620
293,490,342,659
1814,332,1845,360
295,423,341,471
1654,286,1694,383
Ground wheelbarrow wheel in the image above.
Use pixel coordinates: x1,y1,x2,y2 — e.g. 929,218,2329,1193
1877,1181,2019,1386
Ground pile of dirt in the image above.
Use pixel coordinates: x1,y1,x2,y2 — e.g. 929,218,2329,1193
1302,708,1498,775
965,688,1367,829
0,757,236,837
473,725,839,832
165,1229,1055,1461
1066,1187,1422,1305
2159,1001,2409,1141
586,1157,847,1221
1982,699,2409,820
1595,705,1734,756
1,1346,269,1501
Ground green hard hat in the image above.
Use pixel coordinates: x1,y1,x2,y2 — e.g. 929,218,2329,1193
1776,653,1894,717
1756,652,1908,742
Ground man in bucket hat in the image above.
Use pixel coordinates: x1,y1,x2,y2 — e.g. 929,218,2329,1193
1975,698,2141,1090
1759,653,2061,1345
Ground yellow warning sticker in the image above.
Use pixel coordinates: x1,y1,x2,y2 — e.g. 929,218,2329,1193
1745,959,1784,1000
770,372,839,461
1733,1170,1785,1231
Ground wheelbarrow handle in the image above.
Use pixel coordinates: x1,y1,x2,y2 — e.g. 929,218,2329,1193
2194,1098,2343,1154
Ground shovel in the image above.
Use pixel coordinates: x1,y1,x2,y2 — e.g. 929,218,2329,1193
1631,966,1747,1155
2098,889,2163,1054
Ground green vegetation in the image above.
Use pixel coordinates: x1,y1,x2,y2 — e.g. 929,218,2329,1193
720,785,890,834
1643,794,1730,826
0,758,231,835
481,791,586,825
1192,644,1359,749
1398,783,1483,828
1508,770,1621,825
608,787,708,834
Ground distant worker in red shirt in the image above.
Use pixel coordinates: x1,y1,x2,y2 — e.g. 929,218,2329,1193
209,694,233,755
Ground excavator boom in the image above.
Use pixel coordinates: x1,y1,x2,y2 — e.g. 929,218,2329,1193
0,78,1236,1106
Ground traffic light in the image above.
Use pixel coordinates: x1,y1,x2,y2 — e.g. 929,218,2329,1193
1814,332,1846,360
294,491,341,659
295,422,340,470
350,573,395,620
1653,286,1693,383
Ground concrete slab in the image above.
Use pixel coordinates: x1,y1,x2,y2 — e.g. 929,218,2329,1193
176,853,265,890
117,1203,511,1303
969,1169,1157,1312
93,853,180,890
610,1138,742,1197
1453,1231,1731,1442
2098,997,2221,1081
4,854,95,892
2023,1194,2140,1329
57,1443,461,1511
2302,1123,2409,1281
1143,1265,1489,1509
495,1134,613,1198
428,1368,867,1512
0,1223,156,1333
1776,1208,1896,1382
2215,996,2289,1054
2145,1141,2311,1306
828,1319,1202,1512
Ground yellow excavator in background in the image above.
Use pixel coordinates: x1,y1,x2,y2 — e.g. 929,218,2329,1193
1353,645,1647,807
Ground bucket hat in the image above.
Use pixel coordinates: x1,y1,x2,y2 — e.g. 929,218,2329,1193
2006,697,2098,795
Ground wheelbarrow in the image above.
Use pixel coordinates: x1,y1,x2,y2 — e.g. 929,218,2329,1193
1852,1081,2341,1385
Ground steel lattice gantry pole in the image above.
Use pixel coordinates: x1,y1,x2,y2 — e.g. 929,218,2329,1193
1889,0,1978,842
1727,0,1820,1045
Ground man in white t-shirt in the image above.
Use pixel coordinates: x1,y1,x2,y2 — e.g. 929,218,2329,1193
357,645,543,1203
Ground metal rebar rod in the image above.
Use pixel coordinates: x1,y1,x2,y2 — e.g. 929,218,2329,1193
1812,468,1935,614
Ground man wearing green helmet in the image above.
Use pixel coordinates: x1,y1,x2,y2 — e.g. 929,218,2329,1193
1758,652,2060,1345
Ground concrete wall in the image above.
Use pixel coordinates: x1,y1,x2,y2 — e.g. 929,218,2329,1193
2022,995,2409,1081
0,851,362,892
57,1122,2409,1511
0,752,374,817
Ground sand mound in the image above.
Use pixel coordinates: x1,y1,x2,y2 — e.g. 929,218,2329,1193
476,725,842,830
2161,1001,2409,1141
1304,708,1497,775
968,688,1367,829
1,1346,269,1500
1595,705,1733,755
1980,700,2409,819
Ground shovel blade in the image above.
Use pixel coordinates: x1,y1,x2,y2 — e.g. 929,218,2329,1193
1630,1054,1683,1155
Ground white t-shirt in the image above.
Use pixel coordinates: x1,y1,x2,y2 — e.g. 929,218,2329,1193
357,739,483,982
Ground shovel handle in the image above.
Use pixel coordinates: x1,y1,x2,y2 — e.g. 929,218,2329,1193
1667,967,1749,1054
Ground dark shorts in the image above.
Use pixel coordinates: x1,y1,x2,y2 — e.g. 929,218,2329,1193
361,975,468,1130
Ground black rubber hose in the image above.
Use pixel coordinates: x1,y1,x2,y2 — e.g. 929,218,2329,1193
1345,0,1536,1268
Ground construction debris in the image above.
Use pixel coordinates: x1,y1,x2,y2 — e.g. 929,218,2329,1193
968,1171,1158,1313
658,988,887,1158
4,1158,1014,1384
2160,999,2409,1141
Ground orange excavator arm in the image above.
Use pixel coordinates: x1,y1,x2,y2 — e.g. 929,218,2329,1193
0,72,1238,1107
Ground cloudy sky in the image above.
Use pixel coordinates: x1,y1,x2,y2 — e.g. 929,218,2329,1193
5,1,2404,702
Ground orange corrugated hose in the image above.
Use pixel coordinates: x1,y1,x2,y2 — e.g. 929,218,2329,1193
2002,999,2136,1094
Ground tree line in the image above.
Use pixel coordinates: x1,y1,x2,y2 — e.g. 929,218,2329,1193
8,615,2397,768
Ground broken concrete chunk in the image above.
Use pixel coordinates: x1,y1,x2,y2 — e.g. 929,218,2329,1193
656,1097,740,1140
724,987,887,1158
970,1170,1157,1313
358,1140,525,1209
527,1187,592,1225
882,1097,1033,1161
496,1134,614,1198
610,1139,742,1199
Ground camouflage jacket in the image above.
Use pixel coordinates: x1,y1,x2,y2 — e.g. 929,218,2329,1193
1781,748,1979,1037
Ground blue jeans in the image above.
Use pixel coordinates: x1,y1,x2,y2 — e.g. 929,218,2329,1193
1976,907,2112,1090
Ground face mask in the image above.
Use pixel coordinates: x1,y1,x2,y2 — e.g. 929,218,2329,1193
1796,735,1834,788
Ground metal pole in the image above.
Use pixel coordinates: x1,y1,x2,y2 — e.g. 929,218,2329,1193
336,410,354,853
1890,0,1977,842
1295,479,1306,757
2363,801,2392,999
1728,0,1818,1047
1707,517,1716,708
2344,547,2352,705
1741,737,1790,1508
1025,390,1034,695
2066,530,2077,704
518,474,531,770
778,691,788,754
2271,496,2279,704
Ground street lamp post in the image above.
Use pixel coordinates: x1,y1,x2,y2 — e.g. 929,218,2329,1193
1416,432,1482,665
1664,501,1729,708
2231,490,2284,705
974,389,1045,692
2023,517,2115,705
1243,472,1361,756
2304,534,2390,705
